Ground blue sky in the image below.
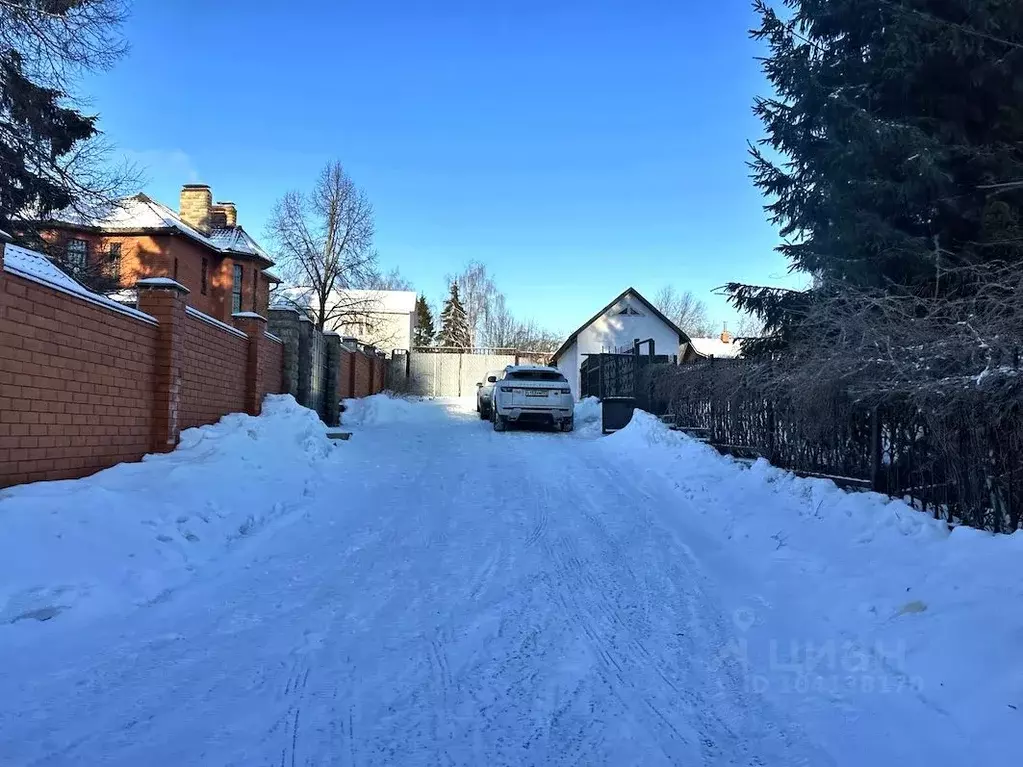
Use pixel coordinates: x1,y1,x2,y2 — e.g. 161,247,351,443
84,0,802,335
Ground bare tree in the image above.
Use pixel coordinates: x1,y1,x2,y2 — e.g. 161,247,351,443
362,266,414,292
733,313,764,338
446,261,498,346
266,161,377,331
0,0,129,85
654,285,713,337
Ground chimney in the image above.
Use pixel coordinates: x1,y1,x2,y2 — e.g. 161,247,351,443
179,184,212,234
211,201,237,229
720,323,733,344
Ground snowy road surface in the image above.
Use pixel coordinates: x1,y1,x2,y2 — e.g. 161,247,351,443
0,397,1017,766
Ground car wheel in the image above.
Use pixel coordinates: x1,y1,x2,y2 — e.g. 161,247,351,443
561,419,574,433
479,406,488,420
493,414,506,432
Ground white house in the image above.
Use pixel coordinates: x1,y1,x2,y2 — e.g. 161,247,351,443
273,288,417,351
331,289,417,352
550,287,689,399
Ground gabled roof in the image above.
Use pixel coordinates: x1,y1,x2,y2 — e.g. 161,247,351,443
551,287,691,363
42,193,274,267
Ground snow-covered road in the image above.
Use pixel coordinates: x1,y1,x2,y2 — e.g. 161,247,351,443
1,397,1018,766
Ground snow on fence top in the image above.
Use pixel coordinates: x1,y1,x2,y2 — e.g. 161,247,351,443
3,243,156,325
185,305,248,339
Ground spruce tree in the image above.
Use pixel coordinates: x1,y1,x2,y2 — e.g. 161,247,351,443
437,282,471,348
1,1,130,235
413,295,435,347
731,0,1023,352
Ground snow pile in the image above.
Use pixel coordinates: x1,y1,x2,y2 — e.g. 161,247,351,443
602,411,1023,762
342,392,454,426
574,396,601,426
573,396,602,436
0,395,335,629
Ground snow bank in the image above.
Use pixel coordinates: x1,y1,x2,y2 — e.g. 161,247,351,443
603,411,1023,762
0,395,335,630
573,396,602,437
342,392,465,426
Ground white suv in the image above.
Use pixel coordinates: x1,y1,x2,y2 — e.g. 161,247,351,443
491,366,574,432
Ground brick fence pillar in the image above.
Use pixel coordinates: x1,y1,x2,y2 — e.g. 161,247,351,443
323,332,341,427
365,345,377,393
232,312,268,416
137,277,189,452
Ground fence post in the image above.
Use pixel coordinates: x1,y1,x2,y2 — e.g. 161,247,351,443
267,308,302,401
231,312,268,416
323,332,341,426
137,278,188,452
870,406,884,492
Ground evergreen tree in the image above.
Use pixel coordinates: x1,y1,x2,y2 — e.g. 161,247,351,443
1,1,131,235
413,295,435,347
731,0,1023,353
437,282,471,348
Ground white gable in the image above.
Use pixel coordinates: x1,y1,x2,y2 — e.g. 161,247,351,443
553,289,683,398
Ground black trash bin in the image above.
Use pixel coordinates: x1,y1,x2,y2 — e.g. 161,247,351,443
601,397,636,434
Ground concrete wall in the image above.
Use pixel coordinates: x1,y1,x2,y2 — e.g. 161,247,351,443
396,352,521,397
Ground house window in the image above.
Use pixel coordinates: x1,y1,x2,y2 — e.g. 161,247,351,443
252,268,258,311
200,257,208,295
106,242,121,281
232,264,243,313
66,238,88,273
173,257,179,281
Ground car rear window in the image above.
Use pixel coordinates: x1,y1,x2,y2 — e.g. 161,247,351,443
506,370,567,382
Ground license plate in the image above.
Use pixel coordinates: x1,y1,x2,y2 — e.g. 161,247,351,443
525,390,547,397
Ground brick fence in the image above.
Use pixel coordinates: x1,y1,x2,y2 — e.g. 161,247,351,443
0,243,285,488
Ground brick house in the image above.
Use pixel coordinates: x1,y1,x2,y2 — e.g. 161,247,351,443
35,184,280,323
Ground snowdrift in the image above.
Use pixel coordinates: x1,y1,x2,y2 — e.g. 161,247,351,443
602,411,1023,762
342,392,472,426
0,395,335,629
573,396,601,428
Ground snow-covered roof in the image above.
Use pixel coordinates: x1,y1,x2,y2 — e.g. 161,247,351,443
208,226,272,263
2,244,155,324
272,288,416,315
47,194,274,266
688,337,743,359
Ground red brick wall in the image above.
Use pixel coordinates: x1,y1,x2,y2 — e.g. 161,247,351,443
261,335,284,400
336,346,387,402
0,271,158,487
178,310,249,432
1,244,288,489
